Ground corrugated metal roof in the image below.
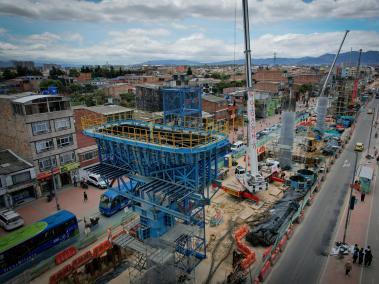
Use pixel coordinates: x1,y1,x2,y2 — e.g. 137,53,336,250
12,94,63,104
0,149,33,175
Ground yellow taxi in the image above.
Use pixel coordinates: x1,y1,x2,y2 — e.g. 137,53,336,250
354,142,364,152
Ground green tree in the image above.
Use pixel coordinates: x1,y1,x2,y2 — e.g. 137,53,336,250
186,67,193,75
2,69,17,80
120,92,136,107
69,69,80,77
40,79,65,93
49,67,65,79
299,83,313,94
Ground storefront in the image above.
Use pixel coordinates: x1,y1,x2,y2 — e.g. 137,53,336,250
37,162,80,194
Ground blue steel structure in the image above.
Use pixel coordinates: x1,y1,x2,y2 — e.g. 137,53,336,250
162,87,202,127
83,115,229,272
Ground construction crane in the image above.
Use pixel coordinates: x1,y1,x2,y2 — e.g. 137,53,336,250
351,48,362,103
236,0,267,193
315,30,349,137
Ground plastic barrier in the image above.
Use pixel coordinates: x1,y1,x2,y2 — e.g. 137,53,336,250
270,247,281,266
49,264,73,284
262,246,272,260
233,224,256,270
286,228,294,239
278,235,288,252
55,246,77,265
258,260,272,282
72,251,93,269
112,229,126,241
92,240,112,258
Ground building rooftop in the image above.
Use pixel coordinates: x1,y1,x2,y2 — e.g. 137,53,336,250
0,93,66,104
0,149,33,175
202,94,227,103
74,104,134,115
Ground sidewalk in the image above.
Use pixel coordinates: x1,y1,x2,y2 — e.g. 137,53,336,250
321,110,378,284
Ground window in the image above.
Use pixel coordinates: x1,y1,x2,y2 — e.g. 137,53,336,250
35,139,54,153
12,104,24,115
54,118,71,131
49,101,70,112
56,135,73,148
79,150,98,162
31,121,51,135
12,171,31,185
38,156,57,171
60,151,75,165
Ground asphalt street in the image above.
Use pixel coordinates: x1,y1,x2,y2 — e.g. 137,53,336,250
267,100,378,284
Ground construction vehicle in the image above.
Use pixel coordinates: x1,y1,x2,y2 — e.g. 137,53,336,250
235,0,268,194
351,49,362,106
315,30,349,137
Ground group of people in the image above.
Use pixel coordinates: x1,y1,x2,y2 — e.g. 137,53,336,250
345,244,373,276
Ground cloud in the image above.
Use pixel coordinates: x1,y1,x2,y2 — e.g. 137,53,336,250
63,33,84,43
0,29,378,64
26,32,61,43
0,0,377,24
0,42,17,50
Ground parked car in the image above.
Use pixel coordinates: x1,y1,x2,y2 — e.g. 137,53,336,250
87,174,108,189
231,141,246,153
354,142,364,152
235,166,246,175
0,209,24,231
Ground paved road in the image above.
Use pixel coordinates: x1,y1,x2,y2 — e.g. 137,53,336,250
267,101,377,284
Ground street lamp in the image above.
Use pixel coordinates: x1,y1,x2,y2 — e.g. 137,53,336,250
50,156,60,211
342,150,359,244
367,107,375,158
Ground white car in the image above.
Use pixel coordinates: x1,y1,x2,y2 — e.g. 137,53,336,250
87,174,108,189
0,209,24,231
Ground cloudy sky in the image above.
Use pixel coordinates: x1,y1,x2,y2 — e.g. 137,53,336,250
0,0,378,65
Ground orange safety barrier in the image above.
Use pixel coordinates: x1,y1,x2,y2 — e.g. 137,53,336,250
278,235,288,252
286,228,294,239
262,246,272,260
233,224,256,270
55,246,77,265
111,229,126,240
258,260,272,282
71,251,93,269
49,264,73,284
270,247,281,265
92,240,112,258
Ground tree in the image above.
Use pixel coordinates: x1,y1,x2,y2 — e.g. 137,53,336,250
186,67,193,76
69,69,80,77
40,79,65,93
299,83,313,94
2,69,17,80
49,67,65,79
120,92,136,108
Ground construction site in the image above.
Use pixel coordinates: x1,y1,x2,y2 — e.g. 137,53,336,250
36,9,367,284
4,2,374,284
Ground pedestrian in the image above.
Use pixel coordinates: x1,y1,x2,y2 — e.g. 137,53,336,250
345,260,352,276
107,227,112,242
73,175,77,187
364,246,372,266
358,248,365,265
361,192,366,202
353,244,359,263
83,191,88,202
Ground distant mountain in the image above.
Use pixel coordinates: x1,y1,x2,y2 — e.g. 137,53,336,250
140,51,379,66
141,59,201,66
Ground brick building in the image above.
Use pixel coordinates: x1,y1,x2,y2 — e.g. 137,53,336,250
73,105,134,168
202,95,229,121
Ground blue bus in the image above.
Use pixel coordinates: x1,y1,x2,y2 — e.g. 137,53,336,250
0,210,79,282
99,190,129,217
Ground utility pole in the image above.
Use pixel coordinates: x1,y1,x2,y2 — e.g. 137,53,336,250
342,150,359,244
367,107,376,157
50,156,61,211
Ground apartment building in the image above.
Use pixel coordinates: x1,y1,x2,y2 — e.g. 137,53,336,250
0,92,78,195
0,149,36,207
202,95,229,121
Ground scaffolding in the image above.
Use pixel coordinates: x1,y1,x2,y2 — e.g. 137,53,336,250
82,110,230,276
